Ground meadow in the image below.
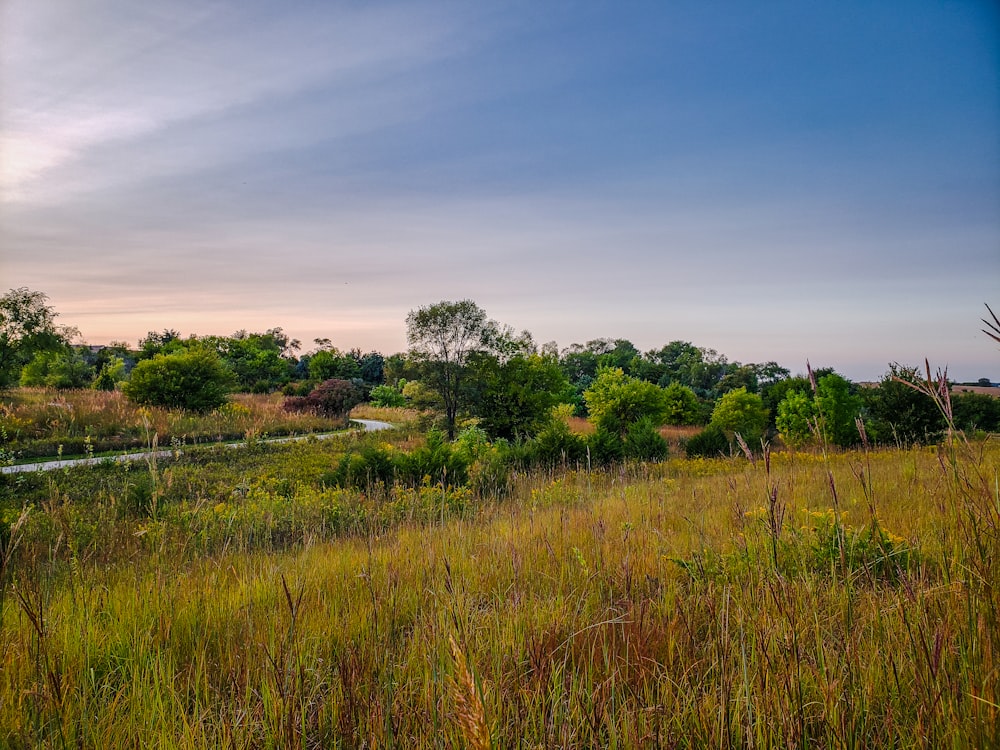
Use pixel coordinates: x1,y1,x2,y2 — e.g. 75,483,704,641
0,405,997,748
0,389,346,461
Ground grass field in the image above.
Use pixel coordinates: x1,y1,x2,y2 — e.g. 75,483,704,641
0,410,997,747
0,389,347,461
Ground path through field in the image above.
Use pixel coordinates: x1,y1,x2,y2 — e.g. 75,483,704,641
0,419,394,475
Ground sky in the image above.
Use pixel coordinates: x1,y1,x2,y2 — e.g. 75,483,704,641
1,1,998,382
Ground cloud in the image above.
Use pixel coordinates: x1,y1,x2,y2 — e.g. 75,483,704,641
0,1,471,202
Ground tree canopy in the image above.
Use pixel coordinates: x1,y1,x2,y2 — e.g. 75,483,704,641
0,288,77,388
406,300,500,438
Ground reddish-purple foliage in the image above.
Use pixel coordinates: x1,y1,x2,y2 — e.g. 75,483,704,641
283,378,362,420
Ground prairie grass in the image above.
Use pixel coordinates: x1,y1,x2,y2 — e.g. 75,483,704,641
0,427,996,747
0,388,344,460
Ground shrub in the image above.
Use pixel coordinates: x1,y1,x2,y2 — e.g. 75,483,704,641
283,378,362,421
123,347,232,412
814,373,862,447
587,427,625,466
369,383,406,408
776,389,815,447
624,418,668,461
527,416,587,466
584,367,669,438
662,382,703,425
710,387,768,445
685,424,731,458
862,365,946,445
951,392,1000,433
20,349,93,389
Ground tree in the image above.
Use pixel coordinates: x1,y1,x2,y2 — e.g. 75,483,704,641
123,347,233,412
308,348,361,383
369,383,406,408
20,348,93,389
406,300,499,438
471,353,572,440
662,382,703,425
814,373,862,447
862,365,946,445
951,392,1000,433
710,387,769,445
775,389,815,447
0,288,77,388
138,329,183,359
583,367,670,438
92,356,127,391
220,330,295,393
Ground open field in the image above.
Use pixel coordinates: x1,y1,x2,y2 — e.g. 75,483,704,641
0,422,997,748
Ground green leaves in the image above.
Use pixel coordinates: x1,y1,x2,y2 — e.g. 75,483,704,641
583,367,670,438
123,347,234,412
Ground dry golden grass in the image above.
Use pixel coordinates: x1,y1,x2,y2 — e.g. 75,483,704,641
0,432,996,747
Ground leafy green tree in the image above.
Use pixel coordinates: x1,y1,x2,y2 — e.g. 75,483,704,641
951,392,1000,432
710,387,769,445
861,364,946,446
814,373,862,447
20,348,93,389
406,300,499,439
776,389,815,447
138,329,184,359
662,382,703,425
123,347,233,412
92,356,127,391
307,348,361,382
0,288,77,388
369,383,406,408
762,375,812,429
220,330,295,393
583,367,669,438
471,353,572,440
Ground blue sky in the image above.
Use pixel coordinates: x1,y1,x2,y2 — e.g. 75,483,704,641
2,1,998,381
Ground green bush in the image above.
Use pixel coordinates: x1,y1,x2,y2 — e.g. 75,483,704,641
685,424,731,458
123,347,233,412
587,427,625,466
526,417,587,466
369,383,406,408
710,387,768,445
624,418,668,461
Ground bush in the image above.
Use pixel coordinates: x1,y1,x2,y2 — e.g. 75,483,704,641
123,347,232,412
710,387,768,445
776,389,815,447
369,383,406,408
951,392,1000,433
587,427,625,466
685,424,731,458
283,379,362,421
662,382,703,425
624,418,668,461
526,417,587,467
862,365,946,446
20,349,93,389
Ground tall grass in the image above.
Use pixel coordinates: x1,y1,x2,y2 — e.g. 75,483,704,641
0,424,996,746
0,389,347,460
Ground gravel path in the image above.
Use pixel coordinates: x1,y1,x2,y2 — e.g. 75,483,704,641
0,419,394,475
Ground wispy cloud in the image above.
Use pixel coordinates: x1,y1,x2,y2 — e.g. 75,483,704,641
0,1,471,201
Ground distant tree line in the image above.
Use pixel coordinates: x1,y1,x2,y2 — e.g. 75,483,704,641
2,288,998,450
